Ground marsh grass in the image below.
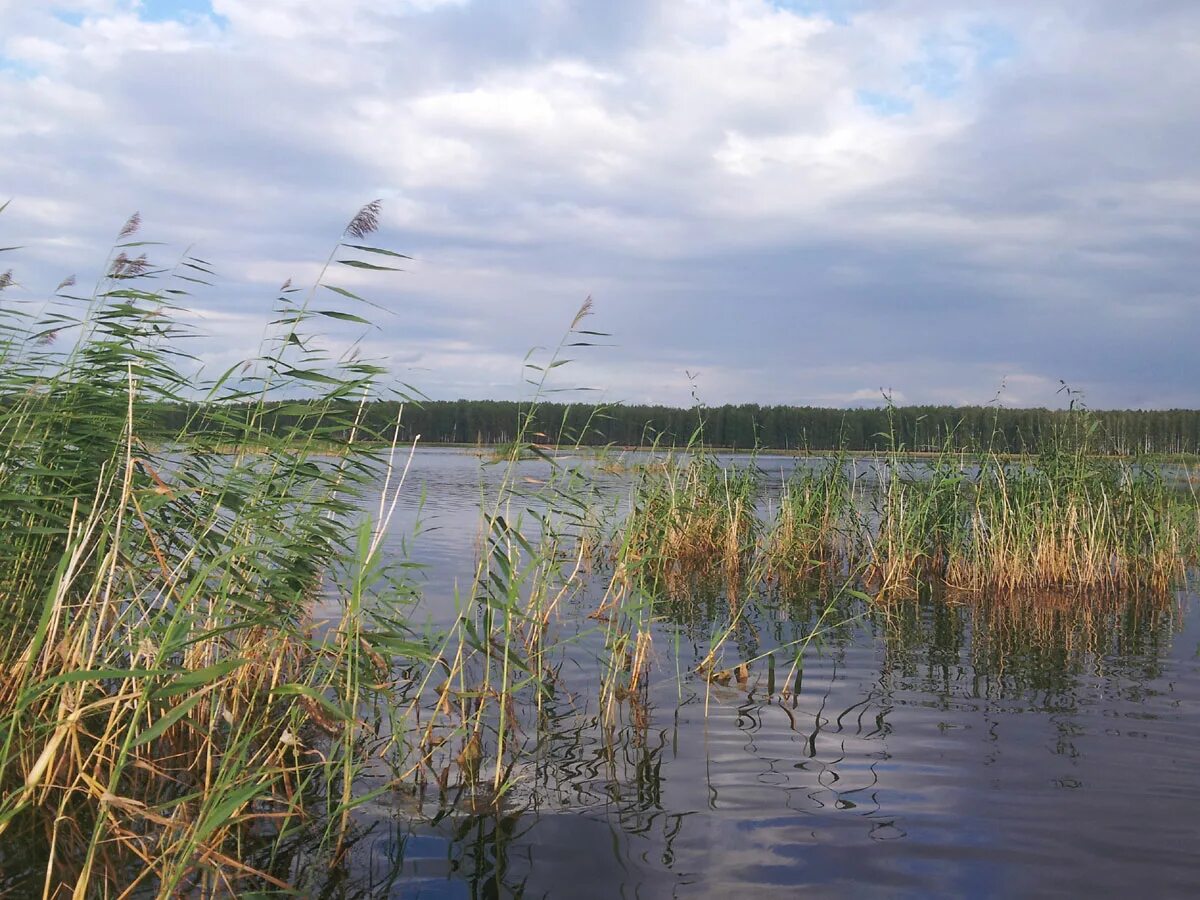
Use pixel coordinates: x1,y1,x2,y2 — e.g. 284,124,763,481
615,452,761,598
389,298,620,809
764,454,855,590
606,426,1197,606
864,440,1199,600
581,411,1198,737
0,203,429,895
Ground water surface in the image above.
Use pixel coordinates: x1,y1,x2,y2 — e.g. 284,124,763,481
336,448,1200,898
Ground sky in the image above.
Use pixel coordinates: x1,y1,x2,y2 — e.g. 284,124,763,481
0,0,1197,409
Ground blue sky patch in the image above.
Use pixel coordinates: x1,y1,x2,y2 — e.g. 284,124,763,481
905,35,964,98
52,9,85,27
771,0,868,26
53,2,224,27
904,24,1019,98
971,23,1019,69
137,0,225,25
0,54,40,80
856,89,914,116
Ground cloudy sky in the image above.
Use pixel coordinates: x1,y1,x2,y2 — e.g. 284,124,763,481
1,0,1197,408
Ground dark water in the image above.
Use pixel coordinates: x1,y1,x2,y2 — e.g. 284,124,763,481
330,448,1200,898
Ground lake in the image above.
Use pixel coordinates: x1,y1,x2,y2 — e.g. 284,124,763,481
322,447,1200,898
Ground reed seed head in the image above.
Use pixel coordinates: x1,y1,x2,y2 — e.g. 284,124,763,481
346,199,383,239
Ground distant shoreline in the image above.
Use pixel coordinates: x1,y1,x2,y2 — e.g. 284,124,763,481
207,439,1200,464
151,437,1200,464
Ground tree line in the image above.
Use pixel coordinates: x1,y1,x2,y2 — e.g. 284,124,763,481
150,399,1200,455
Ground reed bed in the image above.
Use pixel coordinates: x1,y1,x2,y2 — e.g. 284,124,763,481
612,442,1198,604
0,230,637,895
865,447,1199,599
764,455,855,589
0,203,428,895
615,453,761,597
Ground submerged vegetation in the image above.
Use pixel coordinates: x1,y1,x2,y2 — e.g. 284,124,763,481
1,202,1198,896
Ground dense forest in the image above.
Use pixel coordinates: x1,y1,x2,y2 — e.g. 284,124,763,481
153,399,1200,455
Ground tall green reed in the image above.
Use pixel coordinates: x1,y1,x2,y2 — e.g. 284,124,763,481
615,449,762,598
390,298,616,804
765,453,854,589
0,202,429,895
608,405,1198,604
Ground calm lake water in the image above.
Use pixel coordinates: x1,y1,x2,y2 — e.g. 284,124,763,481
328,448,1200,898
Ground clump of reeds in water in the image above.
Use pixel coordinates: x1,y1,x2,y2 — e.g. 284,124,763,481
863,452,976,598
614,422,1198,604
951,450,1195,595
764,455,854,589
615,453,761,597
393,297,633,806
863,437,1199,600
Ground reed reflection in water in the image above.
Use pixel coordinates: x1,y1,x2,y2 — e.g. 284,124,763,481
326,594,1197,896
